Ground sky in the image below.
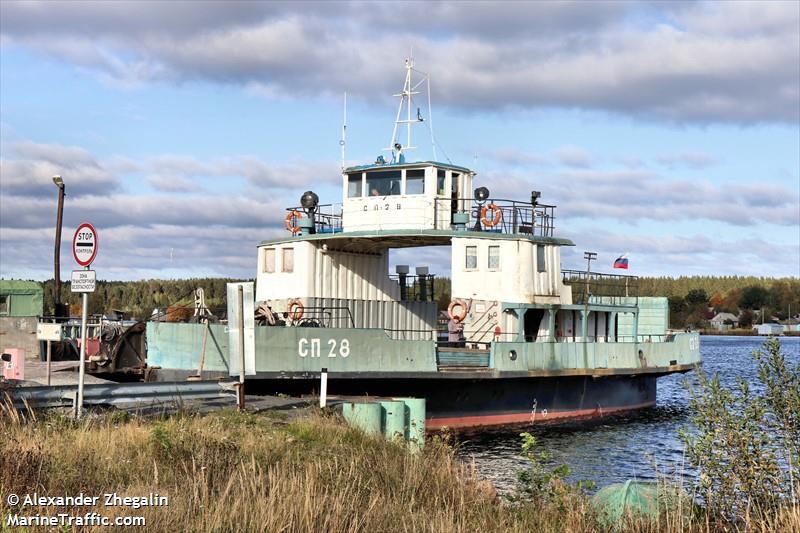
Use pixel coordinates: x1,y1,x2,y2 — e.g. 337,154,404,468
0,0,798,282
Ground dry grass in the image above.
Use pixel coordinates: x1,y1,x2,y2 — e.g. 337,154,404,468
0,405,796,532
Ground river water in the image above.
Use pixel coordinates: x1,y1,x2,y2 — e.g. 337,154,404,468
457,336,800,492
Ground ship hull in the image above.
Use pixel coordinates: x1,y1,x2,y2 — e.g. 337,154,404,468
143,322,696,431
210,373,657,430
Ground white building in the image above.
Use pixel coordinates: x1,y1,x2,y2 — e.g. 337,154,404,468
757,323,784,336
709,312,739,331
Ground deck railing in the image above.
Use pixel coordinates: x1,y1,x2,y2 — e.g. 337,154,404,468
434,197,556,237
285,204,343,234
561,270,639,305
284,197,556,237
388,274,437,302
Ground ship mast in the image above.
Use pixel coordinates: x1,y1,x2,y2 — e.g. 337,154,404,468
385,57,427,163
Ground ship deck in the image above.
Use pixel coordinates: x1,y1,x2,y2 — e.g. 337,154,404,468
259,228,574,251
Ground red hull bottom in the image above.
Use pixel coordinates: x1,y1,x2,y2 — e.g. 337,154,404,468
426,399,657,431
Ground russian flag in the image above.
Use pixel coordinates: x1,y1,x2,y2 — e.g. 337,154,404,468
613,254,629,269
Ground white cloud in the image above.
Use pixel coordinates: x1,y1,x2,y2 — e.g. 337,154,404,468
0,140,342,279
655,152,717,169
0,223,275,280
482,148,549,167
1,1,797,123
479,164,799,228
556,145,593,168
560,230,800,278
0,141,121,196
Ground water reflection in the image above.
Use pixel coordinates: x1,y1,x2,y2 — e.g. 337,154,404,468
457,336,799,492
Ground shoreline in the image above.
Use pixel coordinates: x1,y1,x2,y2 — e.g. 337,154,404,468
699,329,799,337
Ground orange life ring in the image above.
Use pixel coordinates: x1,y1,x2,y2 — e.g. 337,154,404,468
287,299,304,321
448,299,468,322
285,210,302,234
480,204,502,227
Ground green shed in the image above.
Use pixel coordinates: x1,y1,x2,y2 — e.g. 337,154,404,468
0,280,44,317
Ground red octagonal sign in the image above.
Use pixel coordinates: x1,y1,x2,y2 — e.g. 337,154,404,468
72,222,98,267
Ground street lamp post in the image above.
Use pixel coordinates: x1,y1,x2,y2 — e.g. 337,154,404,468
52,176,65,317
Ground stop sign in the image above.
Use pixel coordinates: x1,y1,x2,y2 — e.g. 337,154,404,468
72,223,98,267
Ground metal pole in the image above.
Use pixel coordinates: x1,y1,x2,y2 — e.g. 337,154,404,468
76,267,88,418
53,179,65,315
46,341,52,386
237,285,245,411
399,272,407,301
583,252,596,300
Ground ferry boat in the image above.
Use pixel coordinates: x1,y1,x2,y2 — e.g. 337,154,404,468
145,59,701,430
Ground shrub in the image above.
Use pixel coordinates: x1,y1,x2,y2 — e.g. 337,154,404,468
681,338,799,522
511,432,594,511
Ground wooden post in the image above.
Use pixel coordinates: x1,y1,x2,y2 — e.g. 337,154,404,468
46,341,52,386
320,367,328,408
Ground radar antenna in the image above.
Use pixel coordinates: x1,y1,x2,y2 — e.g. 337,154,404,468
385,57,429,163
340,92,347,170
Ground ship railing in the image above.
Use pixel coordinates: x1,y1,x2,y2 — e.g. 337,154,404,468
437,340,492,350
433,197,556,237
381,328,440,341
561,269,639,305
442,330,519,347
285,203,343,234
390,328,672,345
452,332,671,343
526,334,670,343
38,314,106,340
388,274,436,302
290,306,355,329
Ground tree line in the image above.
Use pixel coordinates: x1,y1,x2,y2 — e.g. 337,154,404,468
40,278,250,319
34,275,799,329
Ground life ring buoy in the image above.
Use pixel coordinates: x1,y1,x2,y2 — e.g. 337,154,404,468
285,210,302,234
448,299,468,322
480,204,502,227
287,299,304,321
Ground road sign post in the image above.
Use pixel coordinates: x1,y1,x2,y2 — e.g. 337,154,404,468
72,223,98,418
36,323,62,387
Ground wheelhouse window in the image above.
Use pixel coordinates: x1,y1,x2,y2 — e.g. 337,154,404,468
347,172,363,198
262,248,275,273
465,246,477,270
282,248,294,273
405,169,425,195
537,245,546,272
488,245,500,270
437,169,446,195
366,170,401,196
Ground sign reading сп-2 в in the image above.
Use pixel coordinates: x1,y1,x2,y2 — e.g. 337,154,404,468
72,222,98,267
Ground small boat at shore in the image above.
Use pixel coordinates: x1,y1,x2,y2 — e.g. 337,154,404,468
144,59,701,430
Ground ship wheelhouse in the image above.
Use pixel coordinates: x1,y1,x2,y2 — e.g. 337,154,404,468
341,161,474,232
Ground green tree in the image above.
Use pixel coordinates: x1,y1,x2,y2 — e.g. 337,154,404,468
685,288,709,306
668,296,687,329
737,285,771,310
